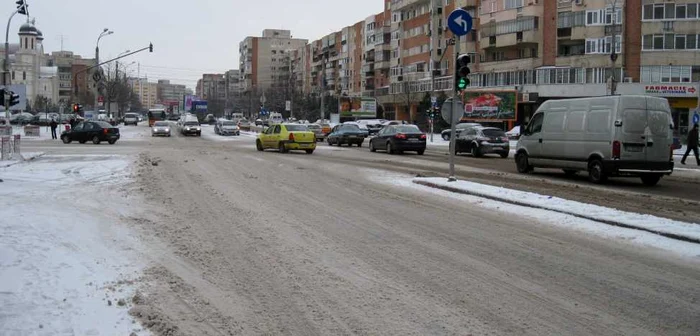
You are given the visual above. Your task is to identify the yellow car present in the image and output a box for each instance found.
[256,123,317,154]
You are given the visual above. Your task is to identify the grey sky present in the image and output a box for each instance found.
[21,0,384,90]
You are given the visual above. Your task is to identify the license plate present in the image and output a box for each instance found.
[349,135,357,138]
[409,138,419,141]
[491,147,502,150]
[300,144,311,148]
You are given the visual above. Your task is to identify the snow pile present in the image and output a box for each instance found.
[118,124,151,141]
[414,177,700,242]
[0,155,149,335]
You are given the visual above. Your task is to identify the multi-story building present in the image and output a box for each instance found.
[129,78,159,109]
[156,79,187,108]
[239,29,308,94]
[200,74,227,101]
[48,51,94,106]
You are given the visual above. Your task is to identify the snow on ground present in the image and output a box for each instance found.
[0,152,45,168]
[0,155,150,335]
[11,125,60,141]
[367,171,700,259]
[198,125,258,142]
[117,124,151,141]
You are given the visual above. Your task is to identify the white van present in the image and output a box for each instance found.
[515,95,673,186]
[269,112,284,124]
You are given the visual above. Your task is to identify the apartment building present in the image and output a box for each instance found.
[157,79,187,108]
[129,78,158,109]
[48,51,94,104]
[239,29,308,93]
[200,74,227,101]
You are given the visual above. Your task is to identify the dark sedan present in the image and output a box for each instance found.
[369,125,426,155]
[327,124,366,147]
[454,126,509,158]
[61,121,120,145]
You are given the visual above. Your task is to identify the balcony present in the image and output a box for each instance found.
[391,0,429,11]
[480,16,539,38]
[479,57,542,72]
[482,30,540,49]
[365,52,375,63]
[362,64,375,75]
[362,90,375,97]
[463,0,478,8]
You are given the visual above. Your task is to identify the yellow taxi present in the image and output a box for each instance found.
[256,123,317,154]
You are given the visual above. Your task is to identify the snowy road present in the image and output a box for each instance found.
[5,122,700,335]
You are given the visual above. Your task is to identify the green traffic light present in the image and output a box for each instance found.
[457,78,468,90]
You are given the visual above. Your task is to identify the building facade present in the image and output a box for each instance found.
[239,29,309,93]
[157,79,187,107]
[129,78,159,109]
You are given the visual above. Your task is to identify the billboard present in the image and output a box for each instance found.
[183,95,197,111]
[461,90,517,120]
[339,97,377,118]
[192,100,207,113]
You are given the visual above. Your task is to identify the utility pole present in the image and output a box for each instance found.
[430,0,439,142]
[608,0,619,95]
[320,56,326,122]
[289,52,294,119]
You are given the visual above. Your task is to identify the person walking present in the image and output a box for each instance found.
[49,118,58,139]
[681,123,699,165]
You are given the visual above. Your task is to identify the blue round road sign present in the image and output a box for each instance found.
[693,112,699,124]
[447,9,473,37]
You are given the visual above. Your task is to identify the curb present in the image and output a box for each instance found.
[413,179,700,245]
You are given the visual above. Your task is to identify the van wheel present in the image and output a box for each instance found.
[563,169,578,176]
[61,135,72,144]
[256,140,264,151]
[640,174,662,186]
[588,159,607,184]
[515,152,532,173]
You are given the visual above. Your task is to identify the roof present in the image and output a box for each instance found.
[19,23,38,36]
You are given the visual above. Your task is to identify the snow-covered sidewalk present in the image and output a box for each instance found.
[0,155,149,335]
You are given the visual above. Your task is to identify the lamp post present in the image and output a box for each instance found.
[93,29,113,115]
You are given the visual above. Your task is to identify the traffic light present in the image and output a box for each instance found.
[72,103,83,113]
[16,0,28,15]
[8,91,20,107]
[455,54,471,91]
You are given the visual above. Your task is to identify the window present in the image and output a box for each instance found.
[689,4,698,18]
[677,4,687,19]
[585,36,621,54]
[22,71,25,80]
[586,7,622,26]
[11,71,14,80]
[504,0,523,10]
[527,113,544,134]
[654,4,664,19]
[641,66,692,83]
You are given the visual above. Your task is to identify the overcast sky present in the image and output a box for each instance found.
[21,0,384,90]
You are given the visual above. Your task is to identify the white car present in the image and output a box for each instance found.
[151,121,171,137]
[124,113,139,126]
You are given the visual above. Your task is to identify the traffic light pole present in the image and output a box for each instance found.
[448,37,460,182]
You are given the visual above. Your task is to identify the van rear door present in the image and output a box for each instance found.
[620,97,650,162]
[619,97,672,163]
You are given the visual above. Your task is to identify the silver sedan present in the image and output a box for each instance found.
[151,121,171,137]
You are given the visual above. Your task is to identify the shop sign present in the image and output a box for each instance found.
[644,85,697,97]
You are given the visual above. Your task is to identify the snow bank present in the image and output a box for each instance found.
[414,177,700,243]
[368,171,700,258]
[0,155,149,335]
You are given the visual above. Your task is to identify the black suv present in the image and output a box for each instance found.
[454,126,509,158]
[441,122,481,141]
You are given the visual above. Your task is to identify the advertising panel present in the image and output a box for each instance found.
[339,97,377,118]
[183,95,197,111]
[192,100,208,113]
[461,90,517,120]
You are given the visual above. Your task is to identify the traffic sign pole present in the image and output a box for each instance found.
[448,38,460,182]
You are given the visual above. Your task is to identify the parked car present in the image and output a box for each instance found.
[214,119,240,136]
[10,112,34,125]
[255,118,264,126]
[505,125,521,140]
[369,124,426,155]
[180,115,201,136]
[204,114,217,125]
[356,119,384,135]
[515,95,674,186]
[306,124,325,141]
[454,126,510,158]
[327,124,367,147]
[441,122,481,141]
[123,113,140,126]
[256,123,316,154]
[151,121,171,137]
[61,121,120,145]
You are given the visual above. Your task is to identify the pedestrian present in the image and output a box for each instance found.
[681,123,699,165]
[49,118,58,139]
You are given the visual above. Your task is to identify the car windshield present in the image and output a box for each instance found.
[307,124,320,130]
[482,129,506,137]
[125,114,138,118]
[285,125,308,131]
[154,121,169,126]
[395,125,421,133]
[457,123,477,129]
[185,121,199,126]
[222,121,236,126]
[340,125,360,131]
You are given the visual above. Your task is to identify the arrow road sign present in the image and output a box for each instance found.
[447,9,473,37]
[693,112,699,124]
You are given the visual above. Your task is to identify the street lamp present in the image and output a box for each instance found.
[93,29,113,114]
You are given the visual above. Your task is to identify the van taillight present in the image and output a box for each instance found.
[289,133,295,141]
[612,141,621,159]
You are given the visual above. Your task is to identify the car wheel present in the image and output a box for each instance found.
[587,159,607,184]
[108,140,116,145]
[499,152,509,159]
[305,149,314,154]
[92,136,101,144]
[515,152,533,173]
[471,144,482,158]
[256,140,264,151]
[386,141,395,154]
[61,135,71,144]
[640,174,662,186]
[442,133,450,141]
[327,138,333,146]
[357,142,362,147]
[369,141,376,152]
[417,149,425,155]
[562,169,577,176]
[278,142,287,153]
